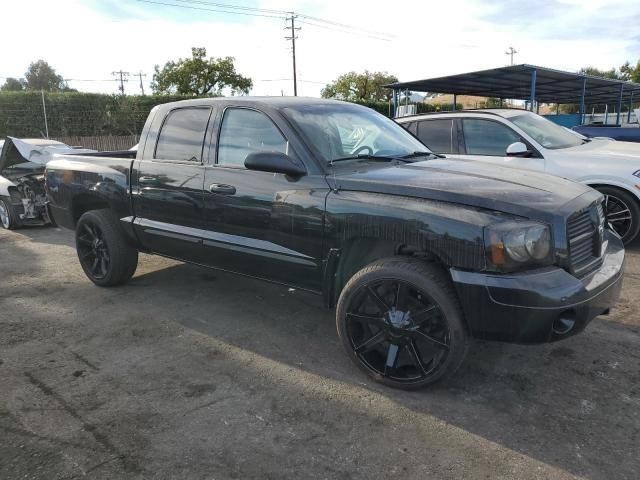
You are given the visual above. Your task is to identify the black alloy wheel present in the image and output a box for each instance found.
[337,258,468,389]
[75,209,138,286]
[77,222,111,280]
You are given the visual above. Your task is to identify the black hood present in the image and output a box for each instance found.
[329,157,600,222]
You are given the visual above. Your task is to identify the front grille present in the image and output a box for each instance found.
[567,204,604,276]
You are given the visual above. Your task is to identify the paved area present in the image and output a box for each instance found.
[1,226,638,479]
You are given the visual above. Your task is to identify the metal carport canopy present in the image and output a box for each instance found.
[387,64,640,105]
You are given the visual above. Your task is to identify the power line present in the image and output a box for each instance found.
[296,19,391,41]
[171,0,287,15]
[135,0,286,19]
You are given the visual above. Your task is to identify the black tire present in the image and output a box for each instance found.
[336,257,468,390]
[595,186,640,245]
[76,209,138,286]
[0,197,21,230]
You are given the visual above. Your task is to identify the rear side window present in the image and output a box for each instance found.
[415,119,456,154]
[462,118,521,156]
[217,108,288,167]
[155,107,212,162]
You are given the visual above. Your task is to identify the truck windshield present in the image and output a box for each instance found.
[282,104,429,164]
[508,111,584,150]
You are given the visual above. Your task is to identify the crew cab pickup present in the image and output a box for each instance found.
[45,98,625,389]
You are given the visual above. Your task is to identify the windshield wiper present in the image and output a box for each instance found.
[400,151,445,159]
[329,154,415,165]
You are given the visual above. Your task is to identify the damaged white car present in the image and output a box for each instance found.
[0,137,94,230]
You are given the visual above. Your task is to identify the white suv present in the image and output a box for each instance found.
[397,109,640,244]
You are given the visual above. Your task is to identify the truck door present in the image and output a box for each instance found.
[132,106,214,263]
[200,106,328,293]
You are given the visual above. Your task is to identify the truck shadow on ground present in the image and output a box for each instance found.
[124,259,639,479]
[7,227,640,479]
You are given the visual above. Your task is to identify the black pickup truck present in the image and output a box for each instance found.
[45,98,625,389]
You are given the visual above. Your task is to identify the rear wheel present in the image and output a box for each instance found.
[76,209,138,286]
[595,186,640,244]
[336,257,468,390]
[0,198,21,230]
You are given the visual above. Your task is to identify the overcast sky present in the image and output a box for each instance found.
[1,0,639,97]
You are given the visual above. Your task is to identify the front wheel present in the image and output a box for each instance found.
[76,209,138,286]
[336,257,468,390]
[596,186,640,244]
[0,198,21,230]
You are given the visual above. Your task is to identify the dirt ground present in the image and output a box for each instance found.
[0,226,638,480]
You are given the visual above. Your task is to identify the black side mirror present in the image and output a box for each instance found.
[244,151,306,177]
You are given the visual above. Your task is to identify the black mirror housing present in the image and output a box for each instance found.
[244,151,306,177]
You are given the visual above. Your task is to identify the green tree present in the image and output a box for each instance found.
[1,77,25,91]
[151,47,252,96]
[620,60,640,83]
[321,71,398,102]
[579,66,622,80]
[24,60,68,91]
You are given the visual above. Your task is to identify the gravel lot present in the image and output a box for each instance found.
[1,226,639,479]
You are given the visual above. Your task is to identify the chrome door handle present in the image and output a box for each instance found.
[139,176,157,183]
[209,183,236,195]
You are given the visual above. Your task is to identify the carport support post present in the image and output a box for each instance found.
[392,89,398,118]
[579,77,586,125]
[628,92,634,124]
[453,94,457,111]
[529,69,537,112]
[616,84,624,126]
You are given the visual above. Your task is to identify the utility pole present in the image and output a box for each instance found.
[111,70,130,94]
[135,71,147,95]
[505,46,518,66]
[285,14,300,96]
[41,90,49,139]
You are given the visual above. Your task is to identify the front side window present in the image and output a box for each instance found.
[217,108,289,167]
[508,111,584,149]
[155,108,212,162]
[462,119,521,156]
[416,119,456,154]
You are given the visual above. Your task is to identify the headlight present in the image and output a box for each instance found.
[484,221,553,272]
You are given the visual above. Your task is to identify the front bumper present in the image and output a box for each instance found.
[450,231,625,343]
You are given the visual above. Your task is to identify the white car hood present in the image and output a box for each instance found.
[562,138,640,161]
[6,136,95,166]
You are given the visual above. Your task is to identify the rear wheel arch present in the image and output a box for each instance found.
[70,194,110,226]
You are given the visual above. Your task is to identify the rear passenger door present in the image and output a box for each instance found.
[412,118,459,155]
[133,106,214,263]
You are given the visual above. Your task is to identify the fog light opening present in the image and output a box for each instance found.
[553,310,576,335]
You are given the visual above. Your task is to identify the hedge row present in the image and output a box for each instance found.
[0,92,462,138]
[0,92,204,138]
